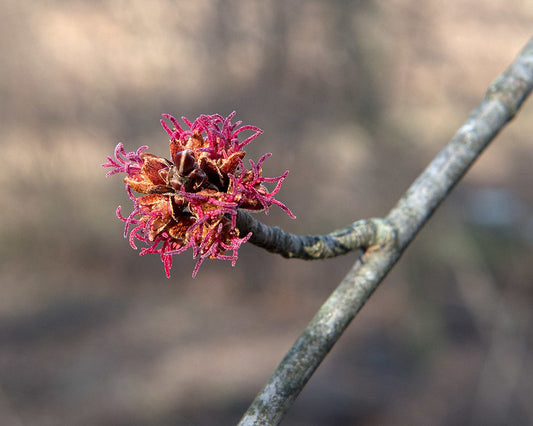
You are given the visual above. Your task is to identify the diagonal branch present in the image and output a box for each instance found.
[238,36,533,425]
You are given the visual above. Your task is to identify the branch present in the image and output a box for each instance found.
[238,36,533,425]
[236,211,394,259]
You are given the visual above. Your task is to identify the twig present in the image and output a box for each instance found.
[238,36,533,425]
[236,212,394,259]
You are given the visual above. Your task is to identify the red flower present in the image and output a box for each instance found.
[103,112,294,277]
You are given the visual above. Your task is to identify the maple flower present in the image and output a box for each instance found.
[103,112,294,277]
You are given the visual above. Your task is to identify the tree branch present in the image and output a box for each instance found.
[236,211,394,259]
[238,36,533,425]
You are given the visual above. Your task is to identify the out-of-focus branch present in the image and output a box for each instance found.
[238,36,533,425]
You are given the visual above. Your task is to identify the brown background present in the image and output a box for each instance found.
[1,1,532,425]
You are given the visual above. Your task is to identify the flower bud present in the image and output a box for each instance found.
[173,149,196,175]
[103,112,294,278]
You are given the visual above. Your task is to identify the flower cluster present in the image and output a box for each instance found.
[103,112,294,277]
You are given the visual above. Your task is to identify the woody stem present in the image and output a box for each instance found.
[236,211,396,259]
[238,36,533,426]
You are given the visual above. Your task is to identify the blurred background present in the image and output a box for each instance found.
[1,1,533,425]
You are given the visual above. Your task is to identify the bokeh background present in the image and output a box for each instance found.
[1,1,533,425]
